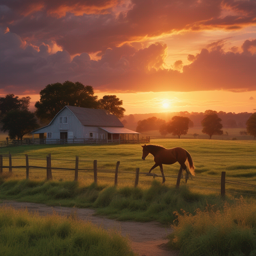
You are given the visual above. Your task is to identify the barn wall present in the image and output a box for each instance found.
[42,108,83,140]
[34,108,108,142]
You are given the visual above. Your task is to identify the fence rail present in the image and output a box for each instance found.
[0,154,256,197]
[0,136,151,147]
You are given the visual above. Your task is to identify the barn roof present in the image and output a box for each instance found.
[67,106,123,127]
[100,127,139,134]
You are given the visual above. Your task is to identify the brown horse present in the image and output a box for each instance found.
[142,145,195,183]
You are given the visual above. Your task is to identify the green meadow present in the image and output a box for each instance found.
[0,139,256,256]
[0,139,255,196]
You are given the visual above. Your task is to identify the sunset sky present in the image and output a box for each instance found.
[0,0,256,114]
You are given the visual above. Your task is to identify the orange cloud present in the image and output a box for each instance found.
[2,0,256,55]
[1,25,256,95]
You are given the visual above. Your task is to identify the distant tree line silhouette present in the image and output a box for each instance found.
[134,110,256,139]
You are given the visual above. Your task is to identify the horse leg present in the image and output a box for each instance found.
[180,162,189,183]
[159,164,166,183]
[185,167,189,183]
[149,163,159,173]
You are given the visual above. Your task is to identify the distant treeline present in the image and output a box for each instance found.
[121,111,253,130]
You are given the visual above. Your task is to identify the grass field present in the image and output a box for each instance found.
[139,127,253,140]
[0,138,255,197]
[0,139,256,256]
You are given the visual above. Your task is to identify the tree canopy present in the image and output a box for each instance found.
[0,94,30,117]
[1,110,39,140]
[35,81,126,121]
[165,116,191,138]
[35,81,99,121]
[201,111,223,139]
[98,95,125,118]
[246,113,256,138]
[136,117,166,132]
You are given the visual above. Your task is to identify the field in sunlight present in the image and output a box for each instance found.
[0,139,255,197]
[141,127,253,140]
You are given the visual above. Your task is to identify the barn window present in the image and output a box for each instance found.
[48,132,52,139]
[89,133,93,138]
[60,117,67,123]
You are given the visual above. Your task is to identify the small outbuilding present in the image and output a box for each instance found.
[32,106,149,144]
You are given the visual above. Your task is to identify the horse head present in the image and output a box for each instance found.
[142,145,149,160]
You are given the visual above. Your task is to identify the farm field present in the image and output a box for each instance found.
[141,127,252,140]
[0,138,255,197]
[0,138,256,256]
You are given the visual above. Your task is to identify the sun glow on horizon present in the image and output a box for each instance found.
[162,99,171,109]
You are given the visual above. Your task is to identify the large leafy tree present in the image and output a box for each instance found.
[166,116,191,138]
[246,113,256,138]
[35,81,99,121]
[136,117,166,132]
[98,95,125,118]
[201,110,223,139]
[159,122,168,137]
[1,110,39,140]
[0,94,30,117]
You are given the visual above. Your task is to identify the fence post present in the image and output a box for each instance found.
[25,154,29,179]
[176,167,183,188]
[93,160,97,184]
[135,168,140,187]
[114,161,120,186]
[9,153,12,173]
[221,171,226,198]
[0,155,2,174]
[47,154,52,180]
[74,156,79,181]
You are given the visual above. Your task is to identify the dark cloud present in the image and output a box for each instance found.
[1,0,255,55]
[0,28,256,94]
[0,0,119,16]
[1,0,256,94]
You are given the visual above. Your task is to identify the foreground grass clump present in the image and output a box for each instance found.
[0,207,134,256]
[168,198,256,256]
[0,179,232,224]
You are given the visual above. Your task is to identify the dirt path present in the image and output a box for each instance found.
[1,201,179,256]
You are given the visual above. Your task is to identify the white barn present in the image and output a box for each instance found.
[32,106,148,144]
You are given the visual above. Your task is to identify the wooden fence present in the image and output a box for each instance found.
[0,136,151,147]
[0,154,142,188]
[1,154,256,197]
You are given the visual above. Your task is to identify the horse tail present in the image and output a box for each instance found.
[186,151,195,176]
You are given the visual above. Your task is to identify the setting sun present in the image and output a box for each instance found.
[162,100,171,109]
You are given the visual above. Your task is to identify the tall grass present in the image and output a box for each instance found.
[168,198,256,256]
[0,179,235,224]
[0,206,134,256]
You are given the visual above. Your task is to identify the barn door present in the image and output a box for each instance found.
[60,132,67,143]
